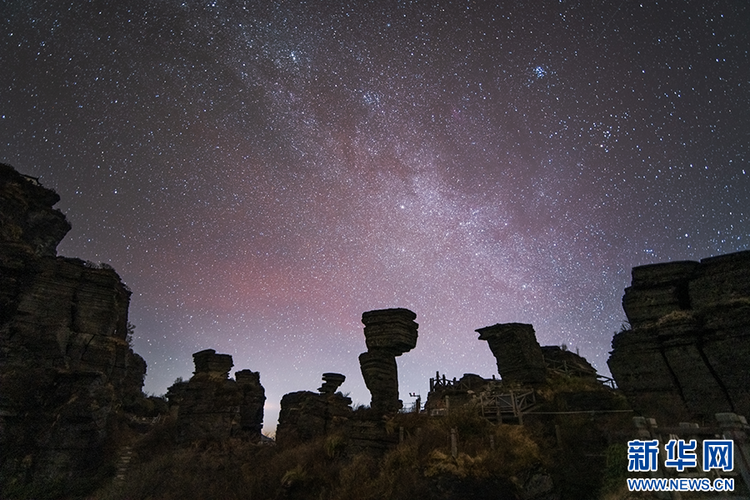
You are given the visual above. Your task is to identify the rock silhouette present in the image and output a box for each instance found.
[276,373,352,445]
[608,250,750,422]
[476,322,547,385]
[167,349,265,442]
[318,372,347,395]
[359,307,418,413]
[0,164,147,487]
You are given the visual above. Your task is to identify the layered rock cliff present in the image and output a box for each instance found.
[0,164,147,492]
[608,250,750,422]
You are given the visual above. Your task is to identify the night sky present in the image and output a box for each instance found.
[2,1,748,433]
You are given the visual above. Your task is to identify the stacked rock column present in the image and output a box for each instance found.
[236,369,266,438]
[359,308,418,413]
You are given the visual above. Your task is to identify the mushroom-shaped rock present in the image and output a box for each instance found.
[318,372,346,395]
[361,308,418,355]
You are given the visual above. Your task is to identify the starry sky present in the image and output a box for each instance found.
[2,1,748,432]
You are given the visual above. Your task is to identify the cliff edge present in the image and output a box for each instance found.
[0,163,147,494]
[608,250,750,422]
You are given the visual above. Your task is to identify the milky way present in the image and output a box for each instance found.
[2,1,748,431]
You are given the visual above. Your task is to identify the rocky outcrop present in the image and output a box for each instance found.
[166,349,265,442]
[476,323,547,385]
[276,373,352,445]
[359,308,418,413]
[359,350,401,412]
[236,369,266,436]
[0,164,147,491]
[608,250,750,422]
[0,163,70,261]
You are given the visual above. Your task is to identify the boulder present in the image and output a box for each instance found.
[361,307,418,355]
[319,372,346,395]
[193,349,234,379]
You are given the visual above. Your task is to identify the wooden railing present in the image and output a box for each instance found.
[478,389,536,424]
[544,357,617,389]
[429,372,490,393]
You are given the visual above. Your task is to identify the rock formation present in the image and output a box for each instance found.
[0,163,147,489]
[192,348,233,377]
[608,250,750,422]
[359,351,401,411]
[236,369,266,435]
[421,324,625,420]
[166,349,265,442]
[276,373,352,445]
[476,323,547,384]
[318,372,347,395]
[358,308,418,413]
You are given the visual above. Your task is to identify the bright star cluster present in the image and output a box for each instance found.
[2,1,748,431]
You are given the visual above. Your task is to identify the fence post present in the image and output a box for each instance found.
[451,428,458,458]
[633,416,653,440]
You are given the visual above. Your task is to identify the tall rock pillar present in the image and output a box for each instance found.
[358,308,418,413]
